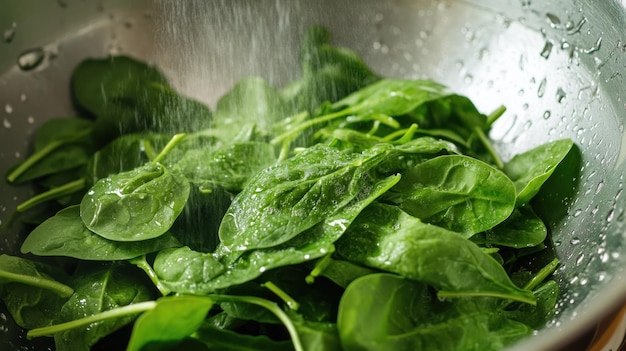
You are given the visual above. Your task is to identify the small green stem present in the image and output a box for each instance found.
[524,258,559,291]
[7,129,92,183]
[129,256,171,296]
[306,250,335,284]
[437,290,536,306]
[0,271,74,298]
[210,295,303,351]
[7,142,63,183]
[17,178,86,212]
[262,281,300,311]
[154,133,187,163]
[473,127,504,169]
[27,301,156,338]
[271,109,350,145]
[486,105,507,127]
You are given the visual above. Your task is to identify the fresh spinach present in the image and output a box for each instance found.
[384,154,517,235]
[52,265,154,351]
[0,26,575,351]
[503,139,574,205]
[337,273,532,351]
[127,295,214,351]
[335,203,536,304]
[80,161,190,241]
[21,206,181,260]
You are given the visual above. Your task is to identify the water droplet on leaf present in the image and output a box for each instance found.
[17,48,45,71]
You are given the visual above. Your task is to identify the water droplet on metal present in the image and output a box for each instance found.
[3,23,16,43]
[546,13,561,28]
[20,93,27,102]
[566,17,587,35]
[540,40,554,59]
[543,110,551,119]
[464,74,473,84]
[4,104,13,114]
[570,237,581,244]
[2,118,11,129]
[27,116,35,124]
[583,37,602,54]
[556,88,567,103]
[537,77,547,97]
[17,48,45,71]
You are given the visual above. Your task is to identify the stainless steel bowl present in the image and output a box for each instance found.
[2,0,626,350]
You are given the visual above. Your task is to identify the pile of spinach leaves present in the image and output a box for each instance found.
[0,26,575,351]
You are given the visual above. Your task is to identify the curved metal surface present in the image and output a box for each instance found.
[1,0,626,350]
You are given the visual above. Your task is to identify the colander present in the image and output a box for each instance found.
[1,0,626,350]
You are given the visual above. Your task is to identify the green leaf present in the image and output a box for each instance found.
[153,246,226,292]
[472,206,547,248]
[21,206,181,260]
[156,173,399,294]
[71,55,168,119]
[0,255,73,297]
[337,273,532,351]
[335,203,536,304]
[53,266,153,351]
[192,321,294,351]
[385,154,517,235]
[214,77,289,140]
[217,144,388,257]
[503,139,574,205]
[80,162,190,241]
[0,255,73,329]
[127,295,213,351]
[176,142,276,193]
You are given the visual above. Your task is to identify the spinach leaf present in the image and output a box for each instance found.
[503,139,574,205]
[155,173,399,294]
[504,280,559,329]
[6,118,95,184]
[53,265,153,351]
[71,55,168,120]
[80,161,190,241]
[317,258,376,289]
[192,322,293,351]
[153,246,226,293]
[176,142,276,193]
[0,255,73,329]
[335,203,536,304]
[85,132,171,184]
[127,295,214,351]
[338,273,531,351]
[21,206,181,260]
[281,26,379,114]
[272,79,450,145]
[217,144,388,257]
[213,77,289,141]
[0,255,73,297]
[0,281,68,330]
[471,206,547,249]
[384,154,516,235]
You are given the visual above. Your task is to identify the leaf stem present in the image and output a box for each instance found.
[473,127,504,169]
[27,301,156,338]
[6,142,63,183]
[154,133,187,163]
[0,271,74,298]
[524,258,559,291]
[129,256,171,296]
[262,281,300,311]
[437,290,536,305]
[306,250,335,284]
[486,105,507,127]
[17,178,86,212]
[210,295,303,351]
[271,109,349,145]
